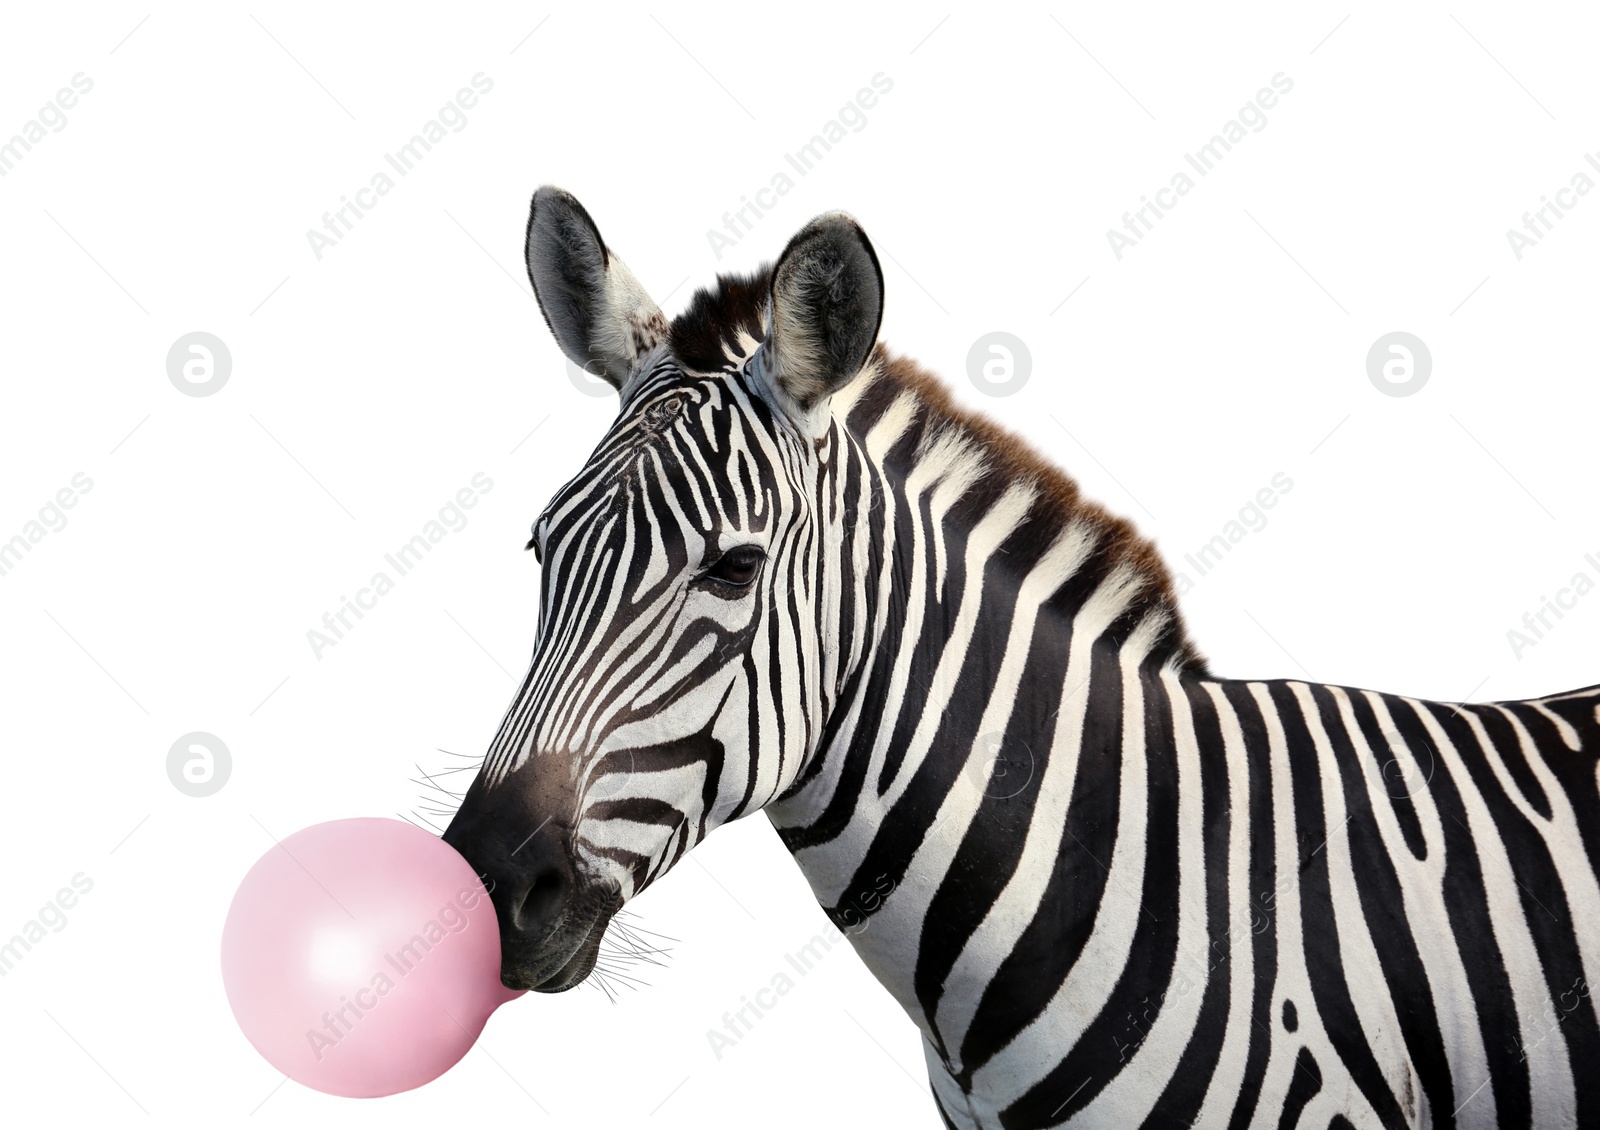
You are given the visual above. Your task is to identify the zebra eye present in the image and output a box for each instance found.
[702,545,764,589]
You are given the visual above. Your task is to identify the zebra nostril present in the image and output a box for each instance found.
[517,869,567,932]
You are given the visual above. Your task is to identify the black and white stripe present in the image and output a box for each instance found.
[445,188,1600,1127]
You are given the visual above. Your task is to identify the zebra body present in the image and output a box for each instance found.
[442,188,1600,1129]
[766,349,1600,1129]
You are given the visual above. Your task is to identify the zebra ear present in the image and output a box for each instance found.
[525,186,667,391]
[760,212,884,415]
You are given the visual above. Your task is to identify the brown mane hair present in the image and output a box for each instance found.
[669,268,1208,676]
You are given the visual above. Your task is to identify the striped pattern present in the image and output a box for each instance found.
[473,278,1599,1127]
[480,350,839,901]
[767,353,1600,1128]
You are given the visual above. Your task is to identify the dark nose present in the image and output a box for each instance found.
[489,827,575,941]
[443,796,575,949]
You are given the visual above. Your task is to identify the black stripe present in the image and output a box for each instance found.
[1390,696,1529,1127]
[912,550,1070,1048]
[1223,681,1277,1130]
[1309,684,1453,1128]
[1145,681,1234,1125]
[1278,1047,1321,1129]
[1272,682,1407,1128]
[998,662,1184,1128]
[959,642,1123,1078]
[1427,701,1599,1129]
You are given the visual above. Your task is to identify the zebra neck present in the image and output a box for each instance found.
[769,356,1193,907]
[761,351,1216,1049]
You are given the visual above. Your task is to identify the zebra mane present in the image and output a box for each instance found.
[669,269,1209,676]
[668,266,775,374]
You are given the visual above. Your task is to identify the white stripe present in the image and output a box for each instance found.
[968,576,1157,1107]
[1347,688,1494,1129]
[1064,664,1211,1126]
[879,478,1036,810]
[1405,697,1574,1126]
[1486,705,1600,1007]
[1288,681,1414,1109]
[922,519,1099,1057]
[1189,682,1260,1127]
[1241,682,1379,1130]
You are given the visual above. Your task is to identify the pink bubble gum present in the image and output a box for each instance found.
[221,817,524,1098]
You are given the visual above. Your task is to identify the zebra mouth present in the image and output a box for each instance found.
[504,894,620,993]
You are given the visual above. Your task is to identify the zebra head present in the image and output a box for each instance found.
[444,187,884,991]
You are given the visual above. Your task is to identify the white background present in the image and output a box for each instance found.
[2,2,1597,1127]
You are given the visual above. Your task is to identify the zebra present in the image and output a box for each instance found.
[441,186,1600,1129]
